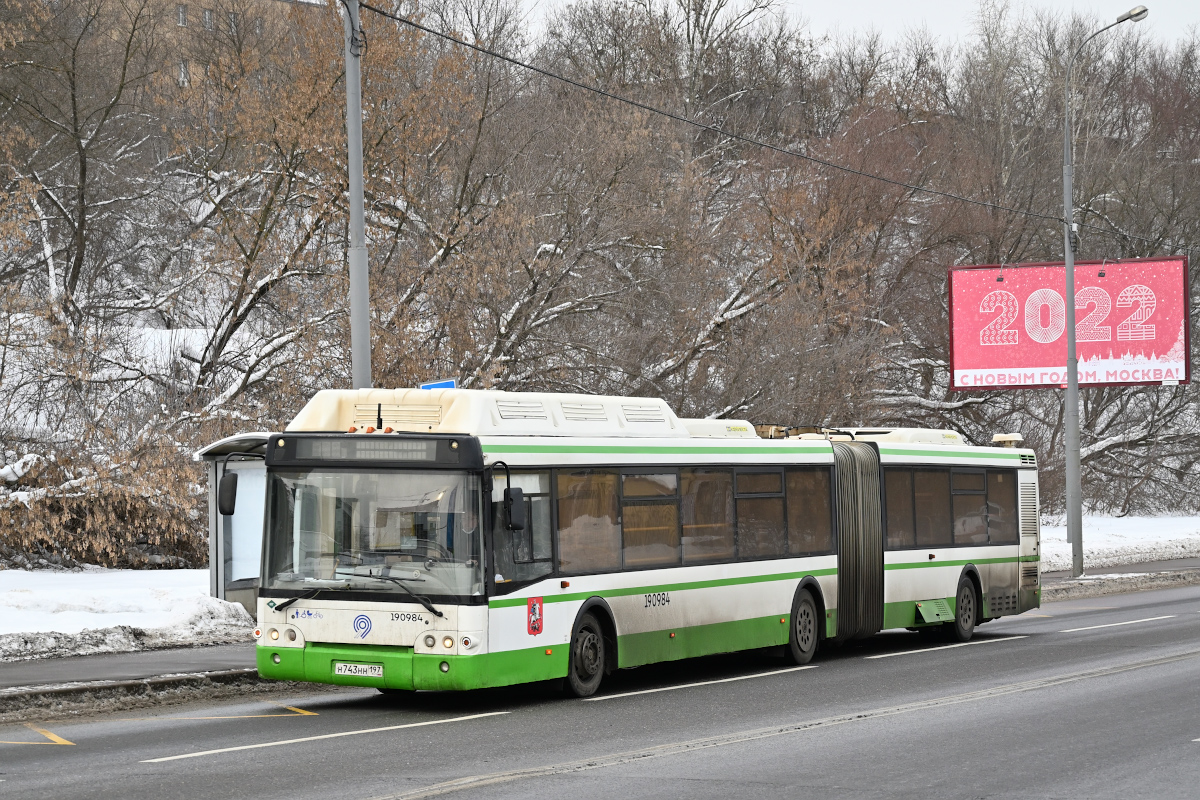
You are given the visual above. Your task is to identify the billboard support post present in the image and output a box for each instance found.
[1061,7,1148,579]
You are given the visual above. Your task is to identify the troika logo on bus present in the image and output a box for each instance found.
[527,597,543,635]
[353,614,372,639]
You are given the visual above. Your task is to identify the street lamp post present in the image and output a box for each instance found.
[343,0,373,390]
[1062,5,1148,578]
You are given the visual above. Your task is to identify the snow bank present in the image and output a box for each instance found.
[1041,516,1200,572]
[0,568,253,662]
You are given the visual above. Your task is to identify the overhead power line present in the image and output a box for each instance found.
[357,2,1174,253]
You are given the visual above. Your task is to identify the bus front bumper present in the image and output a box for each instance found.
[256,642,568,691]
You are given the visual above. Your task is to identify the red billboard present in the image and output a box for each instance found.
[949,257,1190,390]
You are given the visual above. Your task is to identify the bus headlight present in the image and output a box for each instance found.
[287,629,297,642]
[424,634,436,648]
[442,636,454,649]
[269,629,279,640]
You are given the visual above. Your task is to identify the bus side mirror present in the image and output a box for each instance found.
[503,487,525,531]
[218,472,238,516]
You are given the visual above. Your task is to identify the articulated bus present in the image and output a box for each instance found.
[218,388,1040,697]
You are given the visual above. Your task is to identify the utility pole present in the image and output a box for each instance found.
[343,0,372,389]
[1062,5,1147,578]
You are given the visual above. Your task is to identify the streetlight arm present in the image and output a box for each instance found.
[1067,19,1123,83]
[1064,14,1140,192]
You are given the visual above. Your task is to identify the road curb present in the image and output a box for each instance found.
[0,668,264,716]
[1043,569,1200,602]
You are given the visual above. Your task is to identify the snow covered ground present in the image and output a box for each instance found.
[1039,516,1200,572]
[0,568,253,662]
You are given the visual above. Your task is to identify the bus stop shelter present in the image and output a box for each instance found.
[195,433,270,618]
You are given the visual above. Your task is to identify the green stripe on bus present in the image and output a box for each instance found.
[489,568,838,608]
[879,448,1022,460]
[884,554,1035,570]
[480,444,831,455]
[618,613,791,668]
[883,598,956,629]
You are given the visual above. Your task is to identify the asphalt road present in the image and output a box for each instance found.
[3,585,1198,800]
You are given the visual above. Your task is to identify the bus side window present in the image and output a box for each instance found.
[786,467,833,554]
[557,471,621,573]
[986,470,1019,544]
[491,472,552,590]
[884,468,915,548]
[913,469,952,546]
[681,469,735,564]
[622,472,680,568]
[736,470,786,559]
[951,470,988,545]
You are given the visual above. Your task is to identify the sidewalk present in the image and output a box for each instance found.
[0,643,255,691]
[1041,556,1200,585]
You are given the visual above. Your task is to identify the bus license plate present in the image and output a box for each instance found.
[334,662,383,678]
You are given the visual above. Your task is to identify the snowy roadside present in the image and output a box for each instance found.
[3,515,1200,663]
[1039,516,1200,572]
[0,568,253,662]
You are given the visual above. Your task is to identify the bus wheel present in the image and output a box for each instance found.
[786,589,819,665]
[566,612,606,698]
[948,576,977,643]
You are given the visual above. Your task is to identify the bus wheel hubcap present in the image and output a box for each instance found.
[959,588,973,626]
[797,607,815,649]
[577,630,601,677]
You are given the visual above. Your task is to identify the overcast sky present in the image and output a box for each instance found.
[524,1,1199,44]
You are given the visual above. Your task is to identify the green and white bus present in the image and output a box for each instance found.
[233,388,1040,697]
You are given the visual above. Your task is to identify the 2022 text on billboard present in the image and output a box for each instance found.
[949,257,1190,390]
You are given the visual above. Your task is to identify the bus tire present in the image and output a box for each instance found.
[948,575,977,643]
[785,588,819,665]
[566,612,606,698]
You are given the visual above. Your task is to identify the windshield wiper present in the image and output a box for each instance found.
[351,574,444,617]
[274,588,323,612]
[271,580,351,612]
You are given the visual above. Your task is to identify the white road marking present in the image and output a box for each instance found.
[374,650,1200,800]
[584,665,818,701]
[139,712,509,763]
[865,636,1028,660]
[1060,615,1176,633]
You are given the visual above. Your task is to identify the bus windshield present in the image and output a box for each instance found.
[263,469,485,600]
